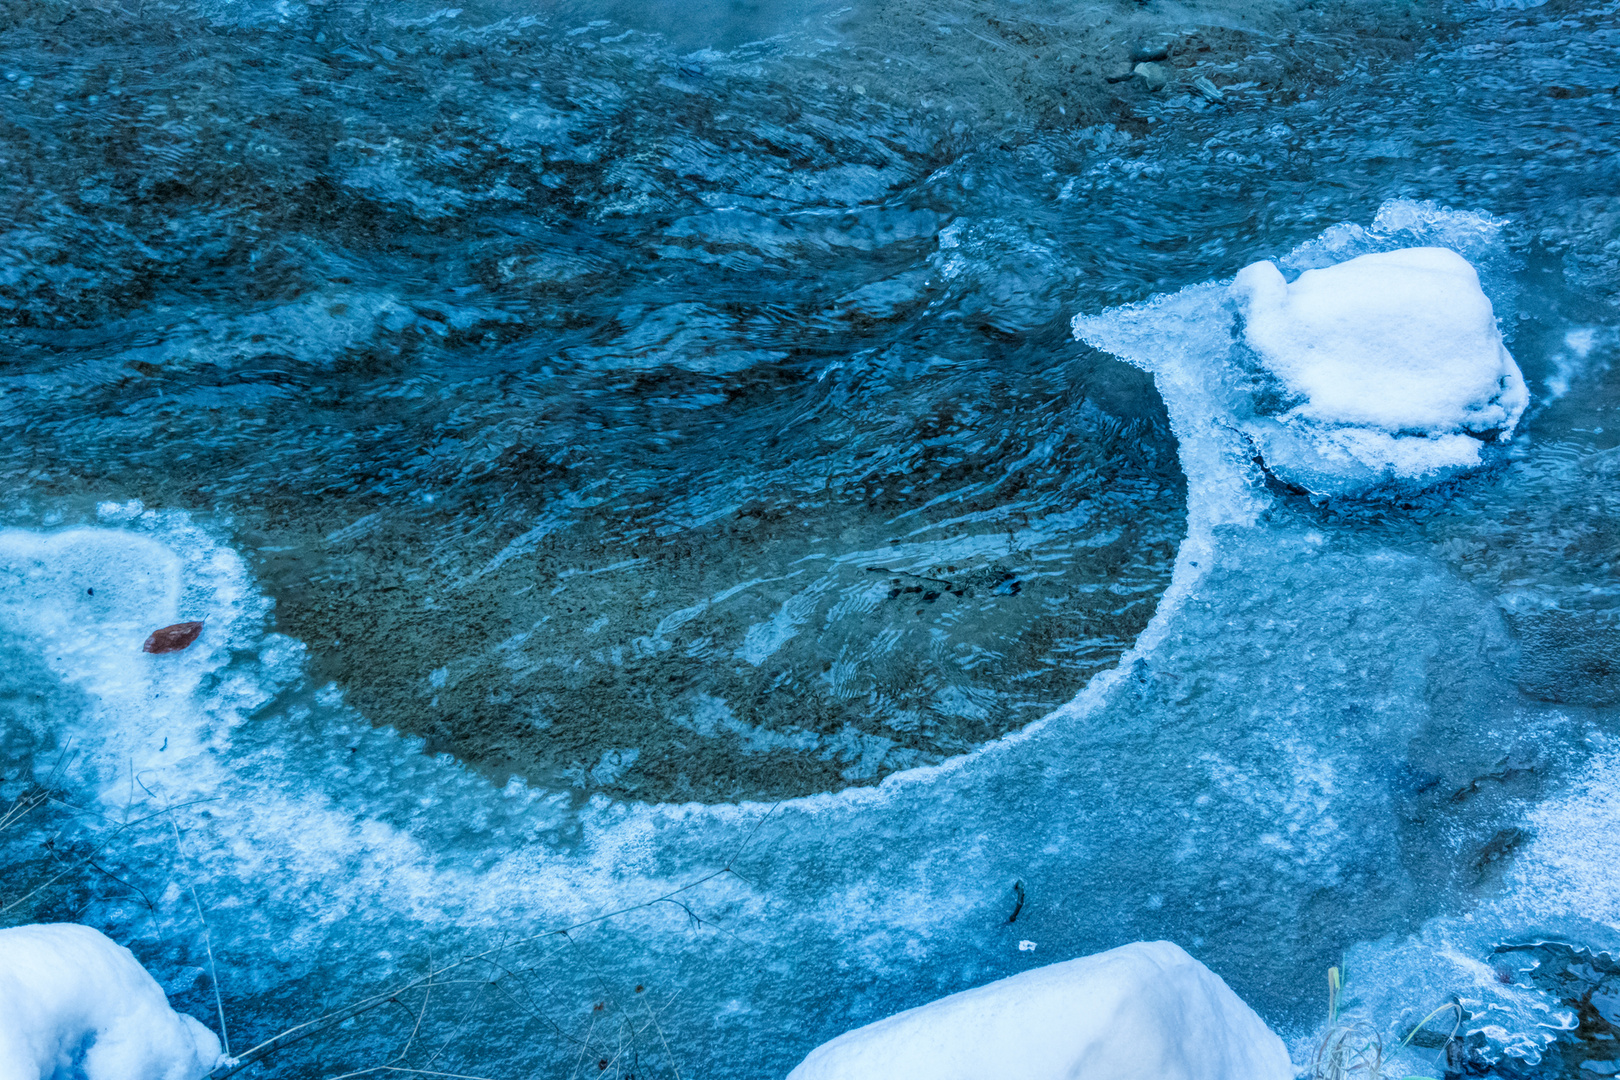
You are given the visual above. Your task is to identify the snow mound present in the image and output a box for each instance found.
[0,923,223,1080]
[1231,246,1527,495]
[785,941,1292,1080]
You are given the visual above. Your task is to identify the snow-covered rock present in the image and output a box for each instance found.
[0,923,223,1080]
[1230,246,1527,495]
[785,941,1292,1080]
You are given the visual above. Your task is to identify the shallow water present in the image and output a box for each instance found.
[2,0,1620,1076]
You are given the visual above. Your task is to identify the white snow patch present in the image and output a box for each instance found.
[785,941,1292,1080]
[1231,247,1527,493]
[0,923,223,1080]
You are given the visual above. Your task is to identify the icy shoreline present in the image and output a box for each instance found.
[0,202,1610,1077]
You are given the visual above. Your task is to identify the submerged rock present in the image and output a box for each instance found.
[1231,246,1527,496]
[1134,62,1173,91]
[0,923,223,1080]
[785,941,1292,1080]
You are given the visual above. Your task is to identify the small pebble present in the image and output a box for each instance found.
[1192,75,1224,102]
[1133,62,1171,91]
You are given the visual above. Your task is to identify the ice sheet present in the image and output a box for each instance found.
[0,200,1604,1079]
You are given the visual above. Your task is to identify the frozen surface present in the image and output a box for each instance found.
[0,521,266,802]
[786,941,1291,1080]
[1300,737,1620,1073]
[0,198,1606,1080]
[0,923,222,1080]
[1076,200,1620,1074]
[0,201,1585,1080]
[1,0,1620,1075]
[1229,247,1528,494]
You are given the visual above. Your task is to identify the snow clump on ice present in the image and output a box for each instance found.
[1231,246,1528,495]
[0,923,224,1080]
[786,940,1292,1080]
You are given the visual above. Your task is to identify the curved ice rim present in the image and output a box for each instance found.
[8,202,1501,824]
[768,445,1225,812]
[679,282,1251,818]
[664,299,1260,814]
[3,201,1545,1079]
[0,306,1238,825]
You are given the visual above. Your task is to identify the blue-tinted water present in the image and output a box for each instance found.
[1,0,1619,1076]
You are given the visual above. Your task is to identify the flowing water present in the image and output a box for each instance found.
[1,0,1618,1075]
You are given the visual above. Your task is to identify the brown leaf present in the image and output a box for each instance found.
[143,621,204,654]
